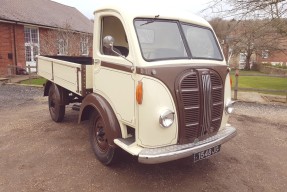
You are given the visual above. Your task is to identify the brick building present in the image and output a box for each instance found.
[228,36,287,70]
[256,48,287,66]
[0,0,93,76]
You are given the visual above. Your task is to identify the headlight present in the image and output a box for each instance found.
[159,109,175,128]
[225,100,235,114]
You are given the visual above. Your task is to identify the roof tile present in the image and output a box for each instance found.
[0,0,93,33]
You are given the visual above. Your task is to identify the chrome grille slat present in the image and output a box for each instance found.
[201,74,212,136]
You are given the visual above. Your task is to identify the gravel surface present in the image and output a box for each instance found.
[0,84,43,109]
[0,84,286,192]
[234,101,287,126]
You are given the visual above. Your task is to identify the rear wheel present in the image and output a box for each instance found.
[48,84,65,122]
[89,110,117,165]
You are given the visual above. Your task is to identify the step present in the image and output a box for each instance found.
[114,137,142,156]
[0,78,9,84]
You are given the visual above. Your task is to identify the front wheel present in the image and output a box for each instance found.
[89,110,117,165]
[48,84,65,122]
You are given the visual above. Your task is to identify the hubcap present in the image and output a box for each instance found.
[94,117,108,152]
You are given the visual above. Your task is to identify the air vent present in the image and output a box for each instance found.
[177,69,224,143]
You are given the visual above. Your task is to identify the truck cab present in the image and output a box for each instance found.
[38,5,236,165]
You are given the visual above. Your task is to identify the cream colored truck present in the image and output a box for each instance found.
[37,5,236,165]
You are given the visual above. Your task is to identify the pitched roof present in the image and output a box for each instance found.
[0,0,93,33]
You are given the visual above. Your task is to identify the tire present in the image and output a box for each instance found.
[89,110,117,165]
[48,84,65,122]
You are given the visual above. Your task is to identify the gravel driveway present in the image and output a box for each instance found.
[0,84,286,192]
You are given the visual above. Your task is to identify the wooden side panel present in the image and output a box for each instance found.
[53,63,80,94]
[37,56,83,96]
[37,59,53,80]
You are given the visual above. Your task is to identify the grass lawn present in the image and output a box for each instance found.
[20,77,46,86]
[20,71,286,95]
[230,70,287,95]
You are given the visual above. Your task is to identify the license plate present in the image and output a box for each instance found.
[193,145,221,162]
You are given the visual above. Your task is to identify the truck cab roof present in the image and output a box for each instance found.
[94,4,211,29]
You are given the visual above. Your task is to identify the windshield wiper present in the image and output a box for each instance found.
[140,15,160,26]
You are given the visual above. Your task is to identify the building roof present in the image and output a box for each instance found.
[0,0,93,33]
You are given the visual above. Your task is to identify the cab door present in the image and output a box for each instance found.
[93,14,135,126]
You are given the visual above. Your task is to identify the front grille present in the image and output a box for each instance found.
[177,69,224,143]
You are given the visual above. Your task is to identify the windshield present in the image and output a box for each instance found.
[134,19,223,61]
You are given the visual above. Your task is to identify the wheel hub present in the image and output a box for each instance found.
[94,118,109,152]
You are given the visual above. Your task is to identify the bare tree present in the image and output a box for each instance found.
[206,0,287,19]
[210,18,283,70]
[40,22,92,56]
[206,0,287,34]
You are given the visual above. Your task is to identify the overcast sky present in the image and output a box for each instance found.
[51,0,211,19]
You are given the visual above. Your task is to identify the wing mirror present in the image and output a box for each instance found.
[102,35,135,72]
[103,36,115,49]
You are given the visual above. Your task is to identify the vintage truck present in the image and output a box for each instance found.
[37,5,236,165]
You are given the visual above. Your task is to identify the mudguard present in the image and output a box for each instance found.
[78,93,121,147]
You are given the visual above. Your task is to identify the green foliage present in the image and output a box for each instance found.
[20,78,46,86]
[262,63,287,69]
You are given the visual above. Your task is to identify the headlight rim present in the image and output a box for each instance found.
[159,109,175,128]
[225,100,235,114]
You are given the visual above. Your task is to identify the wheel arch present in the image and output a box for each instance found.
[79,93,122,147]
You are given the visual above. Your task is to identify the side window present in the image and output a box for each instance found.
[101,16,129,57]
[58,39,68,55]
[80,35,89,55]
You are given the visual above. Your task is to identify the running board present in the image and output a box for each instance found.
[72,104,80,111]
[114,137,142,156]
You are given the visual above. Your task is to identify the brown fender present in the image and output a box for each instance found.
[78,93,121,147]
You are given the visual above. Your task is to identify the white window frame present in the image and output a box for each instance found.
[80,36,89,55]
[239,52,246,62]
[262,50,269,59]
[58,38,68,55]
[24,27,40,62]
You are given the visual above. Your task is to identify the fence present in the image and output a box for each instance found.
[6,65,38,84]
[233,72,287,103]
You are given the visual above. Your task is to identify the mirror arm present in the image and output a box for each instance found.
[110,45,135,72]
[103,36,135,72]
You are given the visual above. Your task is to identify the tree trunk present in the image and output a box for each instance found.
[244,54,251,70]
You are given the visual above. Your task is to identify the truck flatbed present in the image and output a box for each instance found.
[37,55,93,96]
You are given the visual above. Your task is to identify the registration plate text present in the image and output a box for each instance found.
[194,145,221,162]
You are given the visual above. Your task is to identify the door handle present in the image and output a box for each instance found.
[94,59,100,65]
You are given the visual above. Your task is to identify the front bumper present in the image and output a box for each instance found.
[138,126,236,164]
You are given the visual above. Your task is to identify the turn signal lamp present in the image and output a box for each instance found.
[227,68,232,87]
[136,81,143,104]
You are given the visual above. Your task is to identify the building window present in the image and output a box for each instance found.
[262,50,269,59]
[25,46,32,62]
[58,39,68,55]
[24,27,39,62]
[24,28,31,43]
[80,36,89,55]
[239,53,246,62]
